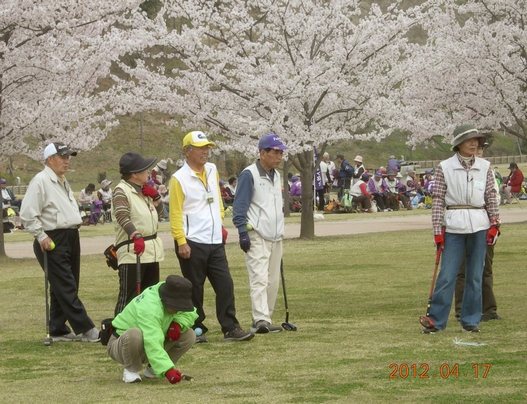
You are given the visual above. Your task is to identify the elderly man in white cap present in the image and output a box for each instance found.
[422,124,500,335]
[20,142,100,342]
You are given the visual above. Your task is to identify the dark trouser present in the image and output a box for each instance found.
[454,245,497,318]
[351,194,371,209]
[387,192,400,210]
[372,193,389,210]
[33,229,95,336]
[114,261,160,316]
[175,239,239,334]
[316,188,325,211]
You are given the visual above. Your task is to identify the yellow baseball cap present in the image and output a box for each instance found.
[182,131,216,148]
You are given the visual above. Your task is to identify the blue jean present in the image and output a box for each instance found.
[429,230,486,329]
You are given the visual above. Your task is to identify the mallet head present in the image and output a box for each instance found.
[43,338,53,346]
[282,322,297,331]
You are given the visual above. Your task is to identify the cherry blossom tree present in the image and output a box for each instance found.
[0,0,159,161]
[114,0,433,237]
[394,0,527,146]
[0,0,160,255]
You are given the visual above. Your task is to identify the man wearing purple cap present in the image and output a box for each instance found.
[20,142,100,342]
[233,133,288,334]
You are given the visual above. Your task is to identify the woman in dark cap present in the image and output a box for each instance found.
[112,152,165,315]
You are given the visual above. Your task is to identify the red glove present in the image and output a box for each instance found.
[165,368,182,384]
[167,321,181,341]
[142,185,161,202]
[433,234,444,249]
[222,226,228,245]
[133,236,145,255]
[486,225,500,245]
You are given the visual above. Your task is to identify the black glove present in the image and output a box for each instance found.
[239,231,251,253]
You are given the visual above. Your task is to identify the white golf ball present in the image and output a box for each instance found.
[195,327,203,336]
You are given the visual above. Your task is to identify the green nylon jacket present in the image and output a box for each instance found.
[112,282,198,378]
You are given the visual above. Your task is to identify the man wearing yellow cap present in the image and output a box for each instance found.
[169,131,254,343]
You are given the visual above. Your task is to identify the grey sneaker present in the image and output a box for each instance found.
[50,332,81,342]
[462,326,480,333]
[251,320,282,334]
[123,369,141,383]
[143,365,156,379]
[194,334,208,344]
[223,327,255,342]
[81,327,101,342]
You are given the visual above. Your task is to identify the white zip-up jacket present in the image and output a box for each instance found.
[241,163,284,242]
[173,162,223,244]
[441,155,491,234]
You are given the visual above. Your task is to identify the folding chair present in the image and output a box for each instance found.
[511,192,523,207]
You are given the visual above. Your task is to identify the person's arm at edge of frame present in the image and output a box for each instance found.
[215,170,225,221]
[169,177,187,246]
[232,169,254,234]
[431,165,446,235]
[484,165,499,222]
[20,175,46,243]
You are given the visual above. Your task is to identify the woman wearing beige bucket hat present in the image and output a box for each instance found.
[352,155,365,184]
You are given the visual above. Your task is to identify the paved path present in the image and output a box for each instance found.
[5,209,525,259]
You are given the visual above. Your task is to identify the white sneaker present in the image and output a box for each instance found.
[81,327,100,342]
[143,365,156,379]
[50,333,81,342]
[123,369,142,383]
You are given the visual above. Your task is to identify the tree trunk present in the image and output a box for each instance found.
[298,150,315,238]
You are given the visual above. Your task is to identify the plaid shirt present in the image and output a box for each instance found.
[431,154,499,235]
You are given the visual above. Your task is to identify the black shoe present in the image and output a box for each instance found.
[481,313,502,322]
[462,326,480,333]
[422,327,440,334]
[223,327,254,342]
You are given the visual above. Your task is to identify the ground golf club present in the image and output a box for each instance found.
[43,250,52,346]
[280,260,297,331]
[419,245,443,329]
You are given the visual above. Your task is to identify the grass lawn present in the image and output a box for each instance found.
[1,222,526,403]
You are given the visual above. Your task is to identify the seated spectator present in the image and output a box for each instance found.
[385,170,401,211]
[78,183,96,212]
[499,162,524,204]
[367,170,390,212]
[396,172,410,210]
[349,173,374,213]
[158,184,169,220]
[98,179,113,211]
[151,159,168,186]
[422,170,435,195]
[405,168,423,207]
[0,178,22,212]
[289,174,302,211]
[220,180,233,206]
[226,177,237,198]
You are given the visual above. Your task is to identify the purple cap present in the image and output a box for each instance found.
[219,180,227,186]
[258,134,288,151]
[374,170,383,177]
[0,178,6,184]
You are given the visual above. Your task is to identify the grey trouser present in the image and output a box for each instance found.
[107,328,195,374]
